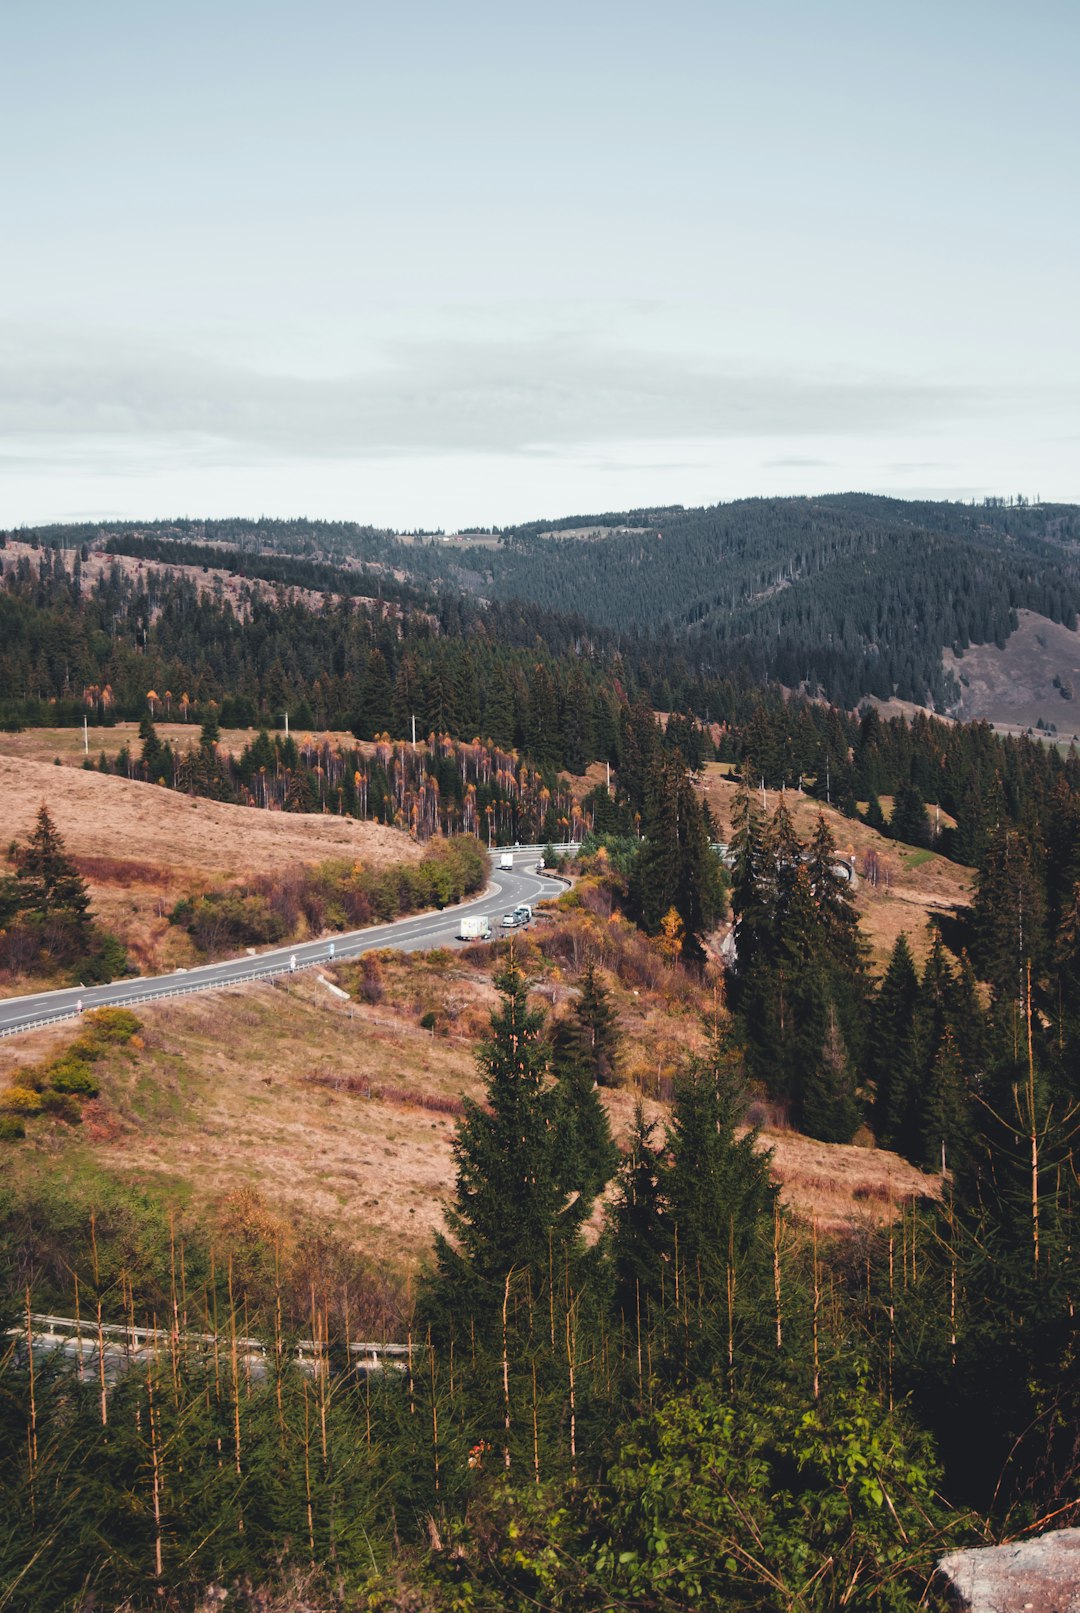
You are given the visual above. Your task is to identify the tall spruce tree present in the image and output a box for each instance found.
[637,752,724,961]
[801,1003,860,1144]
[871,934,920,1146]
[425,962,581,1334]
[608,1100,670,1322]
[728,781,768,990]
[14,805,91,927]
[890,780,932,848]
[571,962,621,1087]
[664,1025,777,1345]
[971,821,1048,1007]
[550,1016,619,1204]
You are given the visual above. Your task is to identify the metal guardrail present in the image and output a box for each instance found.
[8,1314,409,1377]
[0,950,331,1039]
[0,846,573,1039]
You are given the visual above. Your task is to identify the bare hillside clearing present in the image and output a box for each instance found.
[0,754,419,882]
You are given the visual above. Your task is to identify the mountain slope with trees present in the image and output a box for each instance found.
[7,493,1080,711]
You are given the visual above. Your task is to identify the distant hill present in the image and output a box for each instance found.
[467,494,1080,710]
[7,494,1080,712]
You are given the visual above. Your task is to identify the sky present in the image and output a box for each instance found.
[1,0,1077,530]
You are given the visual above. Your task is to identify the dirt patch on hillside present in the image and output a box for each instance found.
[944,609,1080,740]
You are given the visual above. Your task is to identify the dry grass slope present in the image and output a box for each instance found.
[0,752,419,880]
[0,952,940,1268]
[0,752,421,980]
[943,607,1080,741]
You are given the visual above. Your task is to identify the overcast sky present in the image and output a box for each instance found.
[2,0,1077,529]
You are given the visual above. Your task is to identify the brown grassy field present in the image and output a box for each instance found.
[0,753,418,879]
[0,944,941,1272]
[697,766,974,971]
[0,722,361,769]
[0,753,421,979]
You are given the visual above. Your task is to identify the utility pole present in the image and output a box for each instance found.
[284,710,289,739]
[83,715,88,756]
[411,713,417,747]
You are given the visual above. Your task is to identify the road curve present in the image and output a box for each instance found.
[0,845,572,1039]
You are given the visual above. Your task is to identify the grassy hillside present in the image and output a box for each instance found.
[943,606,1080,740]
[0,750,422,982]
[0,944,938,1277]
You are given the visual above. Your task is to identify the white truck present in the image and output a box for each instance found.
[458,914,492,942]
[499,851,514,870]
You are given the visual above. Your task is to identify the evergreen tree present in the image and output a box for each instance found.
[138,713,163,773]
[637,753,724,961]
[571,963,621,1087]
[425,963,579,1334]
[806,812,864,974]
[525,662,561,768]
[14,805,91,926]
[728,781,768,988]
[353,649,394,740]
[618,695,660,819]
[863,791,886,830]
[801,1003,860,1144]
[550,1018,619,1205]
[890,780,932,847]
[664,1026,777,1334]
[199,705,221,749]
[871,935,920,1146]
[971,821,1048,1006]
[608,1100,670,1321]
[916,1027,968,1173]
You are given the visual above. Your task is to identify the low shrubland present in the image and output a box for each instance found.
[170,834,487,955]
[0,1006,141,1139]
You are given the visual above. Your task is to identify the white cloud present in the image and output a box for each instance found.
[0,324,1041,468]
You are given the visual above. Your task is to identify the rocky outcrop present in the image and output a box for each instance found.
[937,1528,1080,1611]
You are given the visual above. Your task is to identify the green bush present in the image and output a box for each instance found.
[595,1371,954,1612]
[46,1057,99,1097]
[170,890,288,951]
[82,1006,141,1044]
[0,1115,25,1141]
[76,929,131,984]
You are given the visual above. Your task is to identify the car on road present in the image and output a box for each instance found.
[513,903,533,924]
[501,912,520,928]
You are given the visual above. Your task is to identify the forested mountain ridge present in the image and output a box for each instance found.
[479,494,1080,708]
[8,493,1080,710]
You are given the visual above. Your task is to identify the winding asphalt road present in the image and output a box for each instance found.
[0,845,572,1039]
